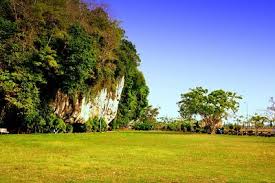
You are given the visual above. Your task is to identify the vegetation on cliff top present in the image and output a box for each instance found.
[0,0,149,133]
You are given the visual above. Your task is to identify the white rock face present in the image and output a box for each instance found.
[52,77,124,124]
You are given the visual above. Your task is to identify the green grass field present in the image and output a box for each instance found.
[0,132,274,183]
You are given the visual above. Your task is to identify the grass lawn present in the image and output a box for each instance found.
[0,131,274,183]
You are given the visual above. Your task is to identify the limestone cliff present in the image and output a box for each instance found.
[52,77,124,124]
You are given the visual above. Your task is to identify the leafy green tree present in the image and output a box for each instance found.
[140,105,159,124]
[112,40,149,128]
[132,106,159,131]
[59,25,96,94]
[178,87,242,134]
[249,114,269,130]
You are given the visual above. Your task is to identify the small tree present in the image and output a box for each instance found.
[86,117,107,132]
[267,97,275,127]
[249,114,269,136]
[178,87,242,134]
[133,105,159,130]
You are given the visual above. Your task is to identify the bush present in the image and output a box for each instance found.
[161,120,195,132]
[109,120,119,130]
[86,117,107,132]
[132,121,153,131]
[182,120,194,132]
[54,118,66,133]
[71,117,107,133]
[166,122,181,131]
[44,113,66,133]
[66,124,73,133]
[154,122,166,130]
[234,124,241,132]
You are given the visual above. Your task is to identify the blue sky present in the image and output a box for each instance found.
[91,0,275,118]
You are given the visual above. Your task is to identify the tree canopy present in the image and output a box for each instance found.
[249,114,269,129]
[178,87,242,134]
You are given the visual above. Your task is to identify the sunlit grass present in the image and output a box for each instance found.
[0,131,274,182]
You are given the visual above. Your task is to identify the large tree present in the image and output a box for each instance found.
[111,40,149,128]
[178,87,242,134]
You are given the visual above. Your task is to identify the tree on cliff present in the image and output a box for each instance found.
[0,0,149,133]
[178,87,242,134]
[112,40,150,128]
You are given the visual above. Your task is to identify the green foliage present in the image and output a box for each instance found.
[44,113,66,133]
[128,106,159,131]
[60,25,96,94]
[166,121,182,131]
[234,124,242,132]
[114,40,150,128]
[228,124,234,130]
[86,117,107,132]
[0,17,17,40]
[0,0,149,133]
[0,70,44,133]
[140,106,159,124]
[66,124,74,133]
[71,117,108,133]
[249,114,269,129]
[178,87,242,134]
[132,121,153,131]
[154,119,198,132]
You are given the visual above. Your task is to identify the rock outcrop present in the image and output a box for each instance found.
[52,77,124,124]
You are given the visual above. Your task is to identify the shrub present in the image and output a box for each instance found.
[109,120,119,130]
[86,117,107,132]
[53,118,66,133]
[132,121,153,131]
[66,124,73,133]
[182,120,193,132]
[228,124,234,130]
[234,124,242,132]
[44,113,66,133]
[166,122,181,131]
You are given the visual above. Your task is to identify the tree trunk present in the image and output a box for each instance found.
[211,126,216,135]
